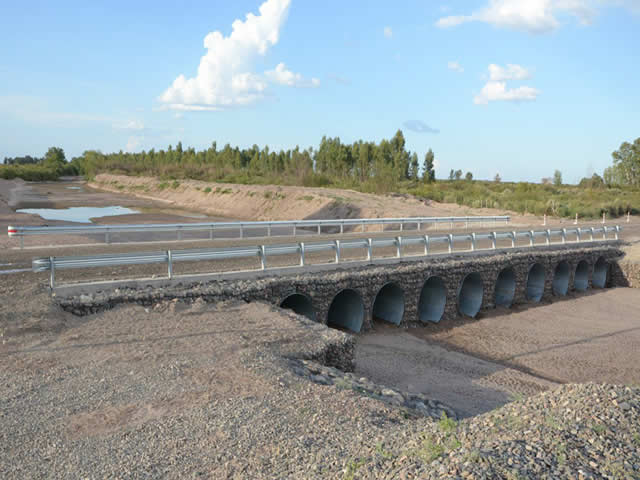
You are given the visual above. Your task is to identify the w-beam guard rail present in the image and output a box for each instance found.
[32,225,619,289]
[8,215,510,248]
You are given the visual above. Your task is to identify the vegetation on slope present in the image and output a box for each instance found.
[3,134,639,219]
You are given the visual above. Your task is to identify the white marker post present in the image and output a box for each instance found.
[574,213,578,225]
[602,212,606,224]
[628,211,631,223]
[543,214,547,226]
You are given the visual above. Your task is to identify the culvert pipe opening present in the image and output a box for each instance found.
[593,257,609,288]
[574,260,589,291]
[458,272,483,318]
[495,267,516,308]
[526,263,545,303]
[418,276,446,323]
[327,289,365,333]
[280,293,316,321]
[552,261,570,296]
[372,282,405,325]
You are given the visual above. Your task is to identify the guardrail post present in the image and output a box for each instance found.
[395,236,402,258]
[334,240,340,263]
[529,231,534,247]
[299,242,305,266]
[546,229,551,245]
[340,222,344,234]
[424,235,429,255]
[511,231,516,248]
[177,226,182,241]
[602,227,607,240]
[209,226,214,240]
[448,234,453,253]
[267,224,271,237]
[561,228,567,244]
[259,245,266,270]
[293,224,297,237]
[240,225,244,239]
[400,222,404,232]
[367,238,373,261]
[105,228,110,245]
[491,232,497,249]
[589,227,594,241]
[49,256,55,289]
[615,225,620,240]
[318,224,321,235]
[471,233,476,251]
[417,221,421,231]
[576,228,581,242]
[167,250,173,279]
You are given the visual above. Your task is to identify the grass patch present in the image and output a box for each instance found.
[171,180,180,189]
[157,182,169,190]
[343,458,366,480]
[203,187,212,193]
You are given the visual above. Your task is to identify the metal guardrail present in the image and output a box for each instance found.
[32,225,620,289]
[8,215,510,248]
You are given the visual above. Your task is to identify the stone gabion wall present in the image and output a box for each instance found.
[59,243,625,331]
[614,261,640,289]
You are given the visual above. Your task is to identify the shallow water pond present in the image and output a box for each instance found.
[17,206,139,223]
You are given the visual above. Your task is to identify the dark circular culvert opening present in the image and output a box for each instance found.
[372,282,405,325]
[458,272,483,318]
[494,267,516,308]
[552,261,570,296]
[526,263,545,302]
[593,256,609,288]
[574,260,589,291]
[418,276,446,323]
[280,293,316,321]
[327,289,365,333]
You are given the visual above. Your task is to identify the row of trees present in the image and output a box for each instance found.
[72,130,438,192]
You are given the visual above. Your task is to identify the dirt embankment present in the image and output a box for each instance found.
[90,173,516,222]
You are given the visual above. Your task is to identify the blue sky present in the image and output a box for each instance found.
[1,0,638,183]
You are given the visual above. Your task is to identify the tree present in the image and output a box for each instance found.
[553,170,562,186]
[424,149,435,182]
[43,147,66,168]
[611,137,640,186]
[465,171,473,181]
[494,173,501,183]
[408,152,419,180]
[454,169,463,180]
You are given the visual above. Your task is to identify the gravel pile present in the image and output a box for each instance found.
[350,383,640,479]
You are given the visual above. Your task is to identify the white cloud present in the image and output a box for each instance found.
[265,63,320,87]
[436,0,599,33]
[488,63,531,81]
[383,26,393,38]
[447,61,464,73]
[474,63,540,104]
[159,0,316,111]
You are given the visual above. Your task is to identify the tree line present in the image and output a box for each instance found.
[71,130,437,192]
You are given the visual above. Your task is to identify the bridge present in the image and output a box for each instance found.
[56,240,624,334]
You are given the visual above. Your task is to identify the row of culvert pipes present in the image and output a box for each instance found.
[279,256,611,333]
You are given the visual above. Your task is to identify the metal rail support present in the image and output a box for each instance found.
[299,243,305,266]
[395,236,402,258]
[167,250,173,279]
[367,238,373,261]
[259,245,266,270]
[491,232,497,249]
[424,235,430,255]
[529,231,535,247]
[334,240,340,263]
[49,256,55,289]
[448,234,453,253]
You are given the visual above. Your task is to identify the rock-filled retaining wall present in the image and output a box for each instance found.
[615,261,640,289]
[59,243,624,332]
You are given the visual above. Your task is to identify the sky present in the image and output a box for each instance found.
[1,0,638,183]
